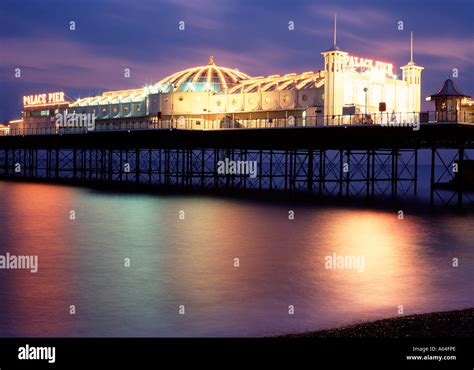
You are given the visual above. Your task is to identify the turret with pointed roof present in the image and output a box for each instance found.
[428,78,472,122]
[429,78,470,99]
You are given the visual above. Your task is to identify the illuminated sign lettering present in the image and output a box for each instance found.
[23,92,66,106]
[343,55,394,77]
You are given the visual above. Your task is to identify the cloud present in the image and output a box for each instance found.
[312,5,393,28]
[1,37,162,91]
[163,0,239,30]
[1,31,319,95]
[338,30,474,67]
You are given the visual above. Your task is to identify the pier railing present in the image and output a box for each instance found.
[1,111,473,137]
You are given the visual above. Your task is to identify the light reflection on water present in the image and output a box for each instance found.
[0,181,472,337]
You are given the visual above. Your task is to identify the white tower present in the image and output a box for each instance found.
[400,32,424,113]
[321,14,348,123]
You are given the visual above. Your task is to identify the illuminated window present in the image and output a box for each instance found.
[265,97,271,103]
[283,96,289,103]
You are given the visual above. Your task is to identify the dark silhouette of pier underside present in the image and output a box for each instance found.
[0,123,473,208]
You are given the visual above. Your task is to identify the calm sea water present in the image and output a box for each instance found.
[0,180,473,337]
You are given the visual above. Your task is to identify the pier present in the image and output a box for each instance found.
[0,113,473,208]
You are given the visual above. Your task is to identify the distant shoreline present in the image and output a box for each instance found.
[283,308,474,338]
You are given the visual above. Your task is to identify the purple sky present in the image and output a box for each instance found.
[1,0,473,120]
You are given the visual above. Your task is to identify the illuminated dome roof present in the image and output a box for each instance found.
[154,56,251,93]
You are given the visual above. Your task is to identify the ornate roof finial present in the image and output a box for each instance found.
[208,56,215,65]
